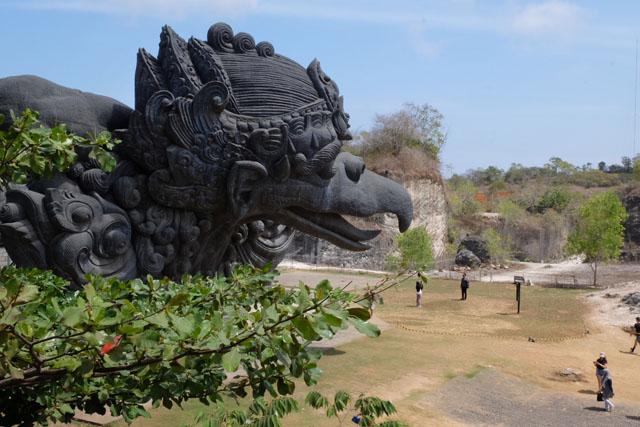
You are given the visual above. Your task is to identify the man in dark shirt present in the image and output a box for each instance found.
[460,272,469,301]
[415,280,424,308]
[631,317,640,353]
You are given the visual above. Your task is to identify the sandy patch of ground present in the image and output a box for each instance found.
[279,260,387,275]
[278,268,386,291]
[585,281,640,327]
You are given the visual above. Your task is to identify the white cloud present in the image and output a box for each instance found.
[14,0,258,18]
[8,0,634,53]
[512,1,586,39]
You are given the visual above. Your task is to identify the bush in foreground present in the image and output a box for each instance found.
[0,265,406,426]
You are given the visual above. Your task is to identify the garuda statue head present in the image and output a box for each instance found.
[0,23,413,285]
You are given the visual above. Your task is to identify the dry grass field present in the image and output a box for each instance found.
[81,273,640,426]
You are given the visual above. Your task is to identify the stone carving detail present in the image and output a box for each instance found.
[0,22,414,286]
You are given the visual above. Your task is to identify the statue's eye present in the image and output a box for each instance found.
[289,117,305,135]
[178,154,191,166]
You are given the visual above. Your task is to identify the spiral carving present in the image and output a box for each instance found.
[80,168,110,194]
[233,32,255,53]
[0,202,24,222]
[145,90,174,135]
[113,176,141,209]
[207,22,234,52]
[256,41,274,57]
[96,221,131,258]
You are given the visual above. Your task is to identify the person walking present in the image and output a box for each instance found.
[630,316,640,352]
[593,352,607,391]
[415,280,424,308]
[600,368,615,412]
[460,272,469,301]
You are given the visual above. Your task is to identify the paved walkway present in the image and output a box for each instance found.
[424,369,640,426]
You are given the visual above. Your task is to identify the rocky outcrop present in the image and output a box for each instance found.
[285,177,447,269]
[454,249,480,267]
[457,235,490,263]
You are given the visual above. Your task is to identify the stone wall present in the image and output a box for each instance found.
[285,177,448,269]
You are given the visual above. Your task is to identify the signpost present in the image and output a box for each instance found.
[513,275,524,314]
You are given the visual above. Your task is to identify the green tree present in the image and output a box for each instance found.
[481,228,512,263]
[468,166,503,186]
[566,191,628,285]
[447,175,480,218]
[386,227,435,272]
[535,187,572,213]
[544,157,576,176]
[405,102,447,157]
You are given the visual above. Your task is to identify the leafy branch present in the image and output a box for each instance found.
[0,266,410,425]
[0,109,117,188]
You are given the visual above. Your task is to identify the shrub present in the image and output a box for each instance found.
[481,228,512,263]
[386,227,435,271]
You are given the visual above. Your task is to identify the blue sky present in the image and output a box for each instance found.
[1,0,639,175]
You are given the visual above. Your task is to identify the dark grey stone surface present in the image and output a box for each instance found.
[0,22,413,286]
[0,75,131,136]
[457,234,490,263]
[454,249,481,267]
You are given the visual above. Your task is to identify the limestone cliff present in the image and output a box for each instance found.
[285,177,448,269]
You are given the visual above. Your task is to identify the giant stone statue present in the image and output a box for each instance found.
[0,23,413,286]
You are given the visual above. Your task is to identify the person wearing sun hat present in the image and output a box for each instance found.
[593,352,608,392]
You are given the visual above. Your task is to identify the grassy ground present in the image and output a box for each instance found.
[97,276,640,426]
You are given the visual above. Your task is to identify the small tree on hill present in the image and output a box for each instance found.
[361,103,446,159]
[386,227,435,272]
[566,191,627,286]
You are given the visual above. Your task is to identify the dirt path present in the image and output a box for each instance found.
[432,260,640,288]
[424,369,640,426]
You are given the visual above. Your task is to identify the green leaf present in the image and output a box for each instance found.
[167,292,189,307]
[333,390,351,411]
[84,283,96,302]
[276,378,295,395]
[62,306,85,328]
[9,364,24,379]
[291,316,318,341]
[347,307,371,321]
[349,317,380,338]
[264,305,279,323]
[51,356,82,372]
[169,313,195,337]
[315,279,332,300]
[15,284,39,303]
[146,312,170,329]
[305,391,329,409]
[222,347,241,372]
[321,310,344,328]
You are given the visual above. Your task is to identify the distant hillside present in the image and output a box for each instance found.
[446,157,640,263]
